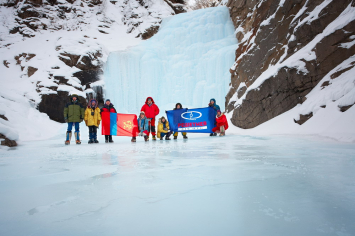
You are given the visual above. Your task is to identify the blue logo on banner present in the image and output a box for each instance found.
[181,111,202,120]
[166,107,216,133]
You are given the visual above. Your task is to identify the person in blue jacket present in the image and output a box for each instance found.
[132,111,149,142]
[209,98,220,136]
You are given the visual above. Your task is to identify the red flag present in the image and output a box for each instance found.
[101,112,111,135]
[117,113,139,136]
[101,112,138,137]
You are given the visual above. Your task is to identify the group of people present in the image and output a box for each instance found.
[63,94,228,145]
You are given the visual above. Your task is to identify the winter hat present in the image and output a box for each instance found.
[105,99,110,102]
[217,110,221,113]
[140,111,146,116]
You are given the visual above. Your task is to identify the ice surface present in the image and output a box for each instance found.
[104,6,238,113]
[0,127,355,235]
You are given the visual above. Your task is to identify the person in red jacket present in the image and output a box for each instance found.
[141,97,160,140]
[212,110,229,136]
[100,99,117,143]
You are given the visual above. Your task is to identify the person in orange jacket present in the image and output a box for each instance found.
[140,97,160,140]
[212,110,228,136]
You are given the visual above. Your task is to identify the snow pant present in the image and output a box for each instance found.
[148,118,156,136]
[212,125,225,133]
[160,131,172,139]
[89,126,97,140]
[173,132,187,137]
[67,122,80,132]
[105,135,113,142]
[211,121,217,134]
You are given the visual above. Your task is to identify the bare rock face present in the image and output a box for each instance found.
[27,66,38,77]
[38,92,87,123]
[226,0,355,129]
[0,134,17,147]
[294,112,313,125]
[163,0,186,14]
[0,115,17,147]
[141,25,160,40]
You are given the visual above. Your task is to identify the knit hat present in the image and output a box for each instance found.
[105,99,110,102]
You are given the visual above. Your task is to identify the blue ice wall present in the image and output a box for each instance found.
[104,6,238,113]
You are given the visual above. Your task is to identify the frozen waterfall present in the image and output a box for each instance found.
[103,6,238,113]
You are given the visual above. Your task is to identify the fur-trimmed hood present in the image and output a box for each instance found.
[145,97,155,104]
[71,94,80,102]
[88,99,98,109]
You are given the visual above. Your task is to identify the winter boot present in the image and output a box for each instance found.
[105,135,109,143]
[160,136,163,140]
[165,132,172,140]
[220,126,225,136]
[88,132,94,144]
[108,135,113,143]
[144,135,149,142]
[174,136,177,140]
[183,135,188,139]
[152,135,156,141]
[213,132,217,136]
[75,131,81,144]
[93,132,99,143]
[209,133,214,137]
[131,137,136,142]
[65,131,72,145]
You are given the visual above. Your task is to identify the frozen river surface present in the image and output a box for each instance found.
[1,132,355,236]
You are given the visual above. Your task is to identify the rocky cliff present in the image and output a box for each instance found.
[225,0,355,128]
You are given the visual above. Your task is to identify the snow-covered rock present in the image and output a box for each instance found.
[226,0,355,131]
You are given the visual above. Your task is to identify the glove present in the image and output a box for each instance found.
[163,128,168,131]
[80,119,83,122]
[64,118,68,123]
[139,132,143,137]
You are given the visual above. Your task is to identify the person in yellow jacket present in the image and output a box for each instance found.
[157,116,173,140]
[84,99,101,144]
